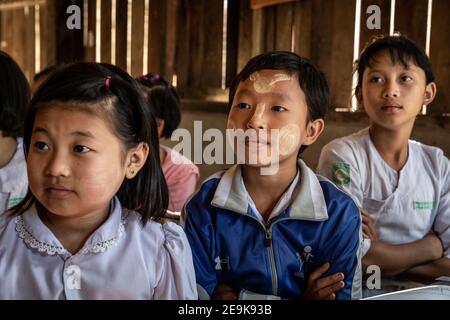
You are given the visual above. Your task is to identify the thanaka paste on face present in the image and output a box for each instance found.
[250,103,266,122]
[249,72,292,93]
[277,123,301,156]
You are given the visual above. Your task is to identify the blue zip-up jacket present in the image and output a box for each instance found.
[182,160,362,300]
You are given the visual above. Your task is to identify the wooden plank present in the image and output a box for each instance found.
[394,0,428,49]
[251,8,263,57]
[251,0,296,10]
[311,0,355,110]
[148,0,165,74]
[186,0,204,91]
[293,0,312,58]
[237,0,252,72]
[225,0,239,86]
[55,0,83,64]
[24,5,35,81]
[359,0,391,52]
[100,0,112,63]
[164,0,178,80]
[263,6,276,51]
[275,2,294,51]
[174,0,189,95]
[130,0,145,76]
[330,0,356,109]
[115,0,128,70]
[1,10,13,58]
[201,0,223,89]
[84,0,96,62]
[428,0,450,116]
[11,9,26,72]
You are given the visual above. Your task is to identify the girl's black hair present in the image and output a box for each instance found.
[136,73,181,139]
[10,62,169,224]
[356,34,435,90]
[228,51,330,155]
[0,50,31,138]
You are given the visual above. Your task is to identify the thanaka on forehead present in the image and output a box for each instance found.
[249,71,293,93]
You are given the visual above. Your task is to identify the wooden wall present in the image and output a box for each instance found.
[0,0,448,116]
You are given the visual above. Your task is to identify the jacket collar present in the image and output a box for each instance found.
[211,159,328,221]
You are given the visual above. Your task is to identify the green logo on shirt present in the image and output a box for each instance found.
[7,197,23,208]
[413,201,434,210]
[332,163,350,185]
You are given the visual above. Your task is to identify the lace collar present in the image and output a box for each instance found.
[15,197,128,256]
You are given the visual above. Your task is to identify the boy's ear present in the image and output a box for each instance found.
[356,87,363,106]
[125,142,149,179]
[303,118,325,147]
[423,82,437,105]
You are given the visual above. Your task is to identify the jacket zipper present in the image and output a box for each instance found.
[264,224,278,296]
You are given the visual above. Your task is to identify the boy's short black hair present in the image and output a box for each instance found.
[136,73,181,139]
[0,50,31,138]
[356,34,435,89]
[229,51,330,154]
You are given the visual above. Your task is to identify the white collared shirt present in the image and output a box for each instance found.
[317,127,450,258]
[0,138,28,215]
[0,197,198,299]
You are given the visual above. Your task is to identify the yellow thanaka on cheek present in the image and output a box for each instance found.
[277,124,301,156]
[249,72,292,93]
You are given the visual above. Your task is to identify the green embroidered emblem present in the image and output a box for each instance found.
[7,197,23,208]
[413,201,434,210]
[332,163,350,185]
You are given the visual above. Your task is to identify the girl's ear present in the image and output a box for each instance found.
[423,81,437,106]
[303,118,325,147]
[125,142,149,179]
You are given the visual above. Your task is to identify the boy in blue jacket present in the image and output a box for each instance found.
[182,51,362,300]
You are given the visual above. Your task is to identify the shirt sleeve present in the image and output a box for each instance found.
[316,139,364,208]
[181,197,219,299]
[153,222,198,299]
[434,153,450,258]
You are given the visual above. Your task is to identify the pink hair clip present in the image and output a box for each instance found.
[105,76,111,88]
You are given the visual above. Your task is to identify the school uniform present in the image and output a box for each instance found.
[317,127,450,259]
[0,197,197,299]
[0,138,28,215]
[182,159,362,300]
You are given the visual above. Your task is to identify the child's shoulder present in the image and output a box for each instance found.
[409,140,450,174]
[316,175,359,214]
[322,128,369,153]
[124,208,184,237]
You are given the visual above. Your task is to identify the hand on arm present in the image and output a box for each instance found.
[302,262,345,300]
[403,257,450,281]
[363,229,443,276]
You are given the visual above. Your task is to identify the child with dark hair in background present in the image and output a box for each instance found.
[32,65,58,94]
[0,62,197,299]
[0,51,30,215]
[137,73,199,215]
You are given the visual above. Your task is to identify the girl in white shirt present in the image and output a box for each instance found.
[0,62,197,299]
[317,35,449,294]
